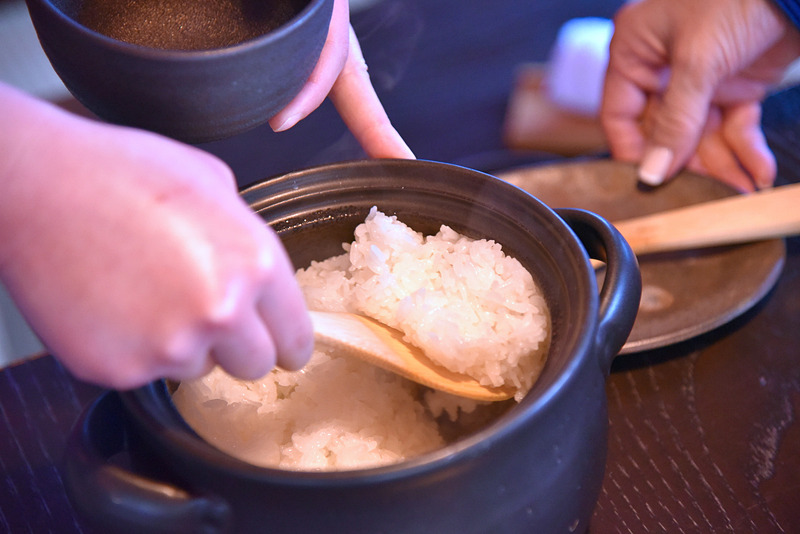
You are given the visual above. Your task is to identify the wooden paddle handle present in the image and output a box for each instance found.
[613,182,800,255]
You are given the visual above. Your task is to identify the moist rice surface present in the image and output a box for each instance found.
[173,207,550,471]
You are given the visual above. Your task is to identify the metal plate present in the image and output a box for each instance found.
[497,159,786,354]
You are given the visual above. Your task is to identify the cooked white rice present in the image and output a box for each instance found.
[173,207,550,471]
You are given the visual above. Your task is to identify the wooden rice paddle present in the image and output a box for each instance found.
[309,310,517,402]
[594,182,800,265]
[310,184,800,402]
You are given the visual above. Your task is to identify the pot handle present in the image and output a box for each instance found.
[556,208,642,372]
[63,391,232,534]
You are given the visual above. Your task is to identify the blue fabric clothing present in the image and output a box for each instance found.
[773,0,800,29]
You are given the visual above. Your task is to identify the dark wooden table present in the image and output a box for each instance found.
[3,0,800,532]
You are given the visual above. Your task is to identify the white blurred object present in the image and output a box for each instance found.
[0,1,49,367]
[0,0,69,101]
[546,17,614,117]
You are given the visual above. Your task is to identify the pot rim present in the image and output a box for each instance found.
[123,158,601,486]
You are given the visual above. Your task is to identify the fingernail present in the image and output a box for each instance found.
[638,146,673,186]
[270,113,301,133]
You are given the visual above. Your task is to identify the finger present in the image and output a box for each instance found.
[150,329,218,386]
[601,1,670,166]
[255,235,314,371]
[256,293,313,372]
[721,103,776,189]
[328,26,415,159]
[269,0,350,132]
[685,153,708,176]
[692,129,757,193]
[209,307,278,380]
[163,356,216,384]
[600,67,649,163]
[637,66,716,186]
[688,107,756,192]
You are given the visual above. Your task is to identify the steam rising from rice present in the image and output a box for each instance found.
[173,208,550,471]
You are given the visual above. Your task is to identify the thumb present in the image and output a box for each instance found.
[638,70,715,186]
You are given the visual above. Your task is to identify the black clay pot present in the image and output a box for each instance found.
[24,0,333,143]
[63,160,641,534]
